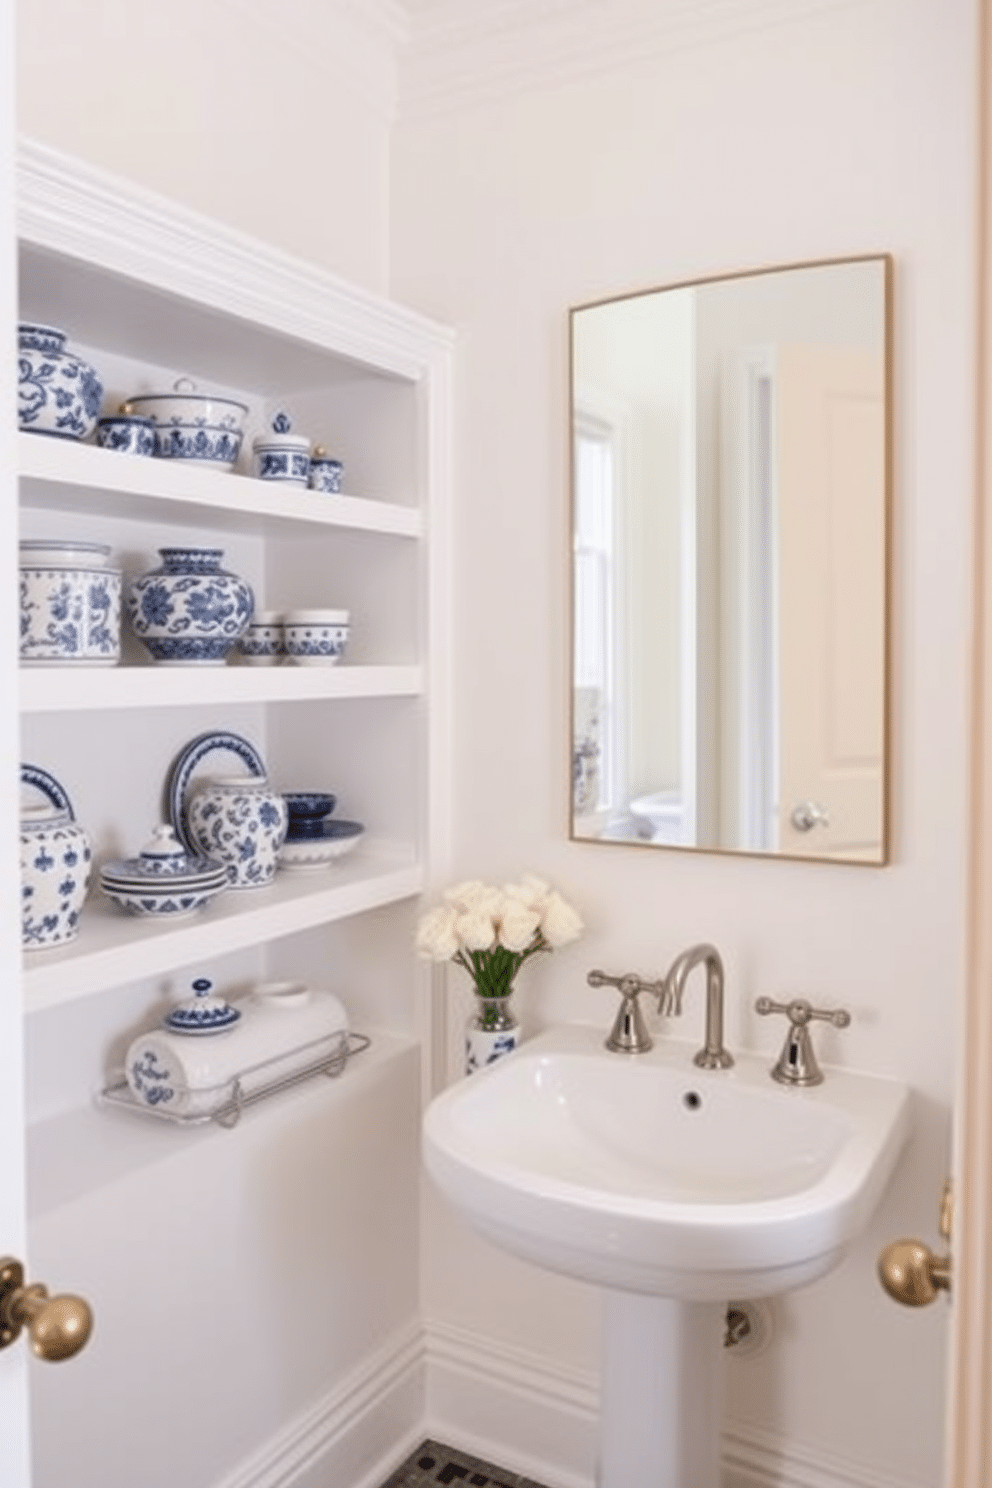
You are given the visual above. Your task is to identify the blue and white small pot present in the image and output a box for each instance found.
[127,546,254,665]
[20,764,92,950]
[282,608,350,666]
[126,379,248,470]
[20,541,122,666]
[465,995,520,1075]
[252,411,311,486]
[186,774,288,889]
[95,410,156,456]
[308,449,344,493]
[99,825,228,919]
[18,323,104,441]
[235,610,284,666]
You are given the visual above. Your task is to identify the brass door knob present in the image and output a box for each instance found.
[878,1238,952,1306]
[0,1258,93,1361]
[878,1178,953,1307]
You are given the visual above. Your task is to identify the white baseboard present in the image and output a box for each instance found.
[212,1320,426,1488]
[208,1316,922,1488]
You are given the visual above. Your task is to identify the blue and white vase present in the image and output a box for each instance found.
[127,546,254,664]
[186,774,288,889]
[20,765,92,950]
[465,994,520,1075]
[17,323,104,441]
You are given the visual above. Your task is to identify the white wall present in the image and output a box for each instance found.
[392,1,974,1483]
[16,0,401,293]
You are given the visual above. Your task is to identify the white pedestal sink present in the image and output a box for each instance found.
[422,1024,910,1488]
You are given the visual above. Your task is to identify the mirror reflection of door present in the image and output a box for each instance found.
[570,256,890,865]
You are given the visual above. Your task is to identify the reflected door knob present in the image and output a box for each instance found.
[0,1257,93,1361]
[790,801,831,832]
[878,1179,953,1306]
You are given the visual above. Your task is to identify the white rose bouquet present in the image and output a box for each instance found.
[415,874,584,1004]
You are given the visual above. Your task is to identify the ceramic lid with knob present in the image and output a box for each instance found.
[163,976,241,1036]
[252,410,310,452]
[99,824,228,891]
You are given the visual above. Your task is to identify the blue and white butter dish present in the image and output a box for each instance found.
[99,824,228,918]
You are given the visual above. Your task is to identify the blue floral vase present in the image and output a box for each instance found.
[18,323,104,440]
[127,546,254,664]
[465,994,520,1074]
[186,775,288,889]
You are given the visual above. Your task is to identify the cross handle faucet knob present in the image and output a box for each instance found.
[755,996,851,1086]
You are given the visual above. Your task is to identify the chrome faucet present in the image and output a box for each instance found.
[663,943,734,1070]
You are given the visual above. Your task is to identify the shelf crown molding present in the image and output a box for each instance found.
[17,137,453,381]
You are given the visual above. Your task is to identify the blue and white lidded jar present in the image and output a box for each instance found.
[127,546,254,665]
[19,540,122,666]
[186,774,288,889]
[252,411,311,486]
[17,323,104,441]
[20,765,92,950]
[95,405,156,457]
[308,448,344,493]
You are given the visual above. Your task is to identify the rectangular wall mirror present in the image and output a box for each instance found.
[569,255,891,864]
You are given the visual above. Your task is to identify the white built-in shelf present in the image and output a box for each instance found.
[27,1029,419,1222]
[23,841,423,1012]
[18,433,422,539]
[20,663,422,713]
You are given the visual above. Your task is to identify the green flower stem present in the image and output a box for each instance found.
[452,933,549,999]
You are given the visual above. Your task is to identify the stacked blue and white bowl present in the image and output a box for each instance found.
[100,824,228,918]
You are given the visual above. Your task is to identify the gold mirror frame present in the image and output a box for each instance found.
[568,254,892,865]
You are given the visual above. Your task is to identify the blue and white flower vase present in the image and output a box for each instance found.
[127,546,254,664]
[186,774,288,889]
[17,323,104,441]
[465,994,520,1075]
[20,764,92,950]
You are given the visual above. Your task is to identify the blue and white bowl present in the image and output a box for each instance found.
[127,546,254,665]
[100,825,228,919]
[252,411,311,486]
[95,410,156,456]
[126,379,248,470]
[282,608,350,666]
[235,610,284,666]
[18,323,104,441]
[19,540,121,666]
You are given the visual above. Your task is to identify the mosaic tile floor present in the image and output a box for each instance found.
[380,1438,552,1488]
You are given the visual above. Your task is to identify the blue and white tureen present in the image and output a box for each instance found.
[99,824,228,918]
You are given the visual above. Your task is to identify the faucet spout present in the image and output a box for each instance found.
[663,943,734,1070]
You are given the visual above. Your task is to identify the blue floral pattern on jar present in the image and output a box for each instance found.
[17,323,104,441]
[127,546,254,664]
[186,777,288,889]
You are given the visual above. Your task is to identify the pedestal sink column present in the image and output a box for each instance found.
[599,1294,725,1488]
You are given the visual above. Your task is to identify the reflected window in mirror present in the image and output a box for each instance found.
[569,256,891,865]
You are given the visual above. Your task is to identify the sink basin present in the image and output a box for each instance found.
[423,1022,910,1301]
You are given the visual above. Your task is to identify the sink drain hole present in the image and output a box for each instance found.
[682,1090,702,1110]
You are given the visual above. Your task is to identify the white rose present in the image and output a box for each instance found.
[499,901,541,952]
[456,910,497,951]
[415,904,460,961]
[504,874,550,911]
[539,890,584,948]
[445,880,504,918]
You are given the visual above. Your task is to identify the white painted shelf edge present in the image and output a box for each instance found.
[27,1028,419,1224]
[20,663,423,712]
[18,431,423,538]
[23,841,424,1012]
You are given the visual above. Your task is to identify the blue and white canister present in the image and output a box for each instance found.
[95,407,156,457]
[308,448,344,494]
[127,546,254,664]
[20,764,92,950]
[19,540,122,666]
[186,774,288,889]
[17,323,104,441]
[252,411,311,486]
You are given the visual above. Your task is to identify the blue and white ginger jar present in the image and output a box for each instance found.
[186,774,288,889]
[18,323,104,441]
[20,766,92,950]
[127,546,254,664]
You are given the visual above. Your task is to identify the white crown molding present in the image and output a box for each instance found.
[397,0,862,119]
[16,138,453,381]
